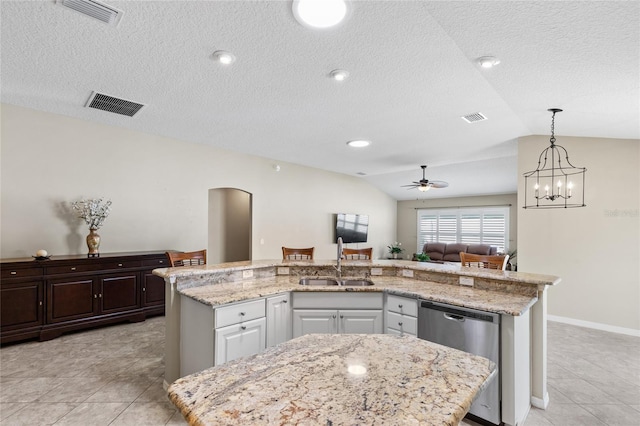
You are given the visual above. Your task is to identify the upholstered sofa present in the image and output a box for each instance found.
[422,242,497,262]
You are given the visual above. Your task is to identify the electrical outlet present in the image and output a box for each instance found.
[402,269,414,278]
[242,269,253,279]
[459,276,474,286]
[277,267,290,275]
[370,268,383,276]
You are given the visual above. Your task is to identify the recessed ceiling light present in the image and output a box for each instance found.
[212,50,236,65]
[477,56,500,69]
[347,140,370,148]
[292,0,347,29]
[330,69,349,81]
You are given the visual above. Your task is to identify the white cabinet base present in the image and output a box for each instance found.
[215,317,266,366]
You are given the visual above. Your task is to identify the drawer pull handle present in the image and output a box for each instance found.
[340,315,344,319]
[94,294,97,299]
[159,260,164,264]
[332,315,337,319]
[142,287,146,292]
[241,326,246,330]
[10,271,17,275]
[240,312,245,316]
[398,304,403,308]
[71,267,76,271]
[99,294,102,298]
[39,301,43,306]
[282,300,288,304]
[118,263,123,267]
[398,322,403,326]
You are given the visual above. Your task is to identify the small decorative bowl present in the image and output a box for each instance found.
[32,255,51,261]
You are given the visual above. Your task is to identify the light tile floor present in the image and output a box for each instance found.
[0,317,638,425]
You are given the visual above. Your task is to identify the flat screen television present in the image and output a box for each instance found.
[336,213,369,243]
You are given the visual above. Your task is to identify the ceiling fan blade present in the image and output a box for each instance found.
[401,184,419,188]
[428,180,449,188]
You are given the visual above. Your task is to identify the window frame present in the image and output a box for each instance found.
[416,206,510,253]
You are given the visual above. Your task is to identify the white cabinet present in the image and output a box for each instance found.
[292,309,383,337]
[266,293,292,348]
[215,317,266,365]
[385,294,418,336]
[291,292,384,338]
[180,295,266,377]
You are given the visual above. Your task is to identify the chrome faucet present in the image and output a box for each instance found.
[335,237,343,279]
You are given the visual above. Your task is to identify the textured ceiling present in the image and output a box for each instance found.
[1,1,638,200]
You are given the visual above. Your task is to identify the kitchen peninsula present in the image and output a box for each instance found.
[154,259,560,426]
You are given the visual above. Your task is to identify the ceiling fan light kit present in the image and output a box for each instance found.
[292,0,347,29]
[402,165,449,193]
[522,109,587,209]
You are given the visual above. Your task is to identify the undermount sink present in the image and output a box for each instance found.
[340,279,374,287]
[298,278,374,287]
[299,278,339,286]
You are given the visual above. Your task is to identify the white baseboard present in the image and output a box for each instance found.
[548,315,640,337]
[531,393,549,410]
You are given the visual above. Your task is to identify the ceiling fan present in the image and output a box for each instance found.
[402,165,449,192]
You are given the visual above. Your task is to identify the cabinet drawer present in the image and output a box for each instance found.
[215,299,265,328]
[142,258,169,267]
[47,263,108,274]
[1,267,43,279]
[386,311,417,335]
[386,294,418,317]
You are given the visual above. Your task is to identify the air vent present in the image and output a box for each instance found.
[462,112,488,123]
[57,0,123,26]
[85,92,145,117]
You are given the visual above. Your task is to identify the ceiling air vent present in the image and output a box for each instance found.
[85,92,145,117]
[462,112,487,123]
[57,0,123,26]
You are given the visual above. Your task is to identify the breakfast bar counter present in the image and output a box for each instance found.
[168,333,496,426]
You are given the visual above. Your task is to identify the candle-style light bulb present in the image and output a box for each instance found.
[567,182,573,197]
[544,185,549,196]
[534,183,539,197]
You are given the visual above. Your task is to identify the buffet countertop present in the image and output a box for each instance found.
[168,333,496,426]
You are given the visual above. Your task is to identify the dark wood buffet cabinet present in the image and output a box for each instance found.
[0,251,169,344]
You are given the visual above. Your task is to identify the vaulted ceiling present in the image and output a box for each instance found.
[1,1,638,200]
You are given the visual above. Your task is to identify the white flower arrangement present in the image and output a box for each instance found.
[72,198,112,230]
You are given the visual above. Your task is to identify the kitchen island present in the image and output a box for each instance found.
[155,259,559,426]
[168,333,496,425]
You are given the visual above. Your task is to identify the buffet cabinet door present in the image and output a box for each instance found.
[98,273,140,314]
[141,272,165,307]
[47,278,98,323]
[1,281,43,331]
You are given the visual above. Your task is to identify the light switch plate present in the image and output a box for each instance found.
[370,268,383,276]
[277,267,290,275]
[402,269,414,278]
[242,269,254,279]
[459,276,474,286]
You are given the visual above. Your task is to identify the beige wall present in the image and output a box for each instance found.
[397,194,518,258]
[0,104,397,260]
[518,135,639,332]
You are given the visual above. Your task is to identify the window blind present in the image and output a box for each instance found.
[417,207,509,253]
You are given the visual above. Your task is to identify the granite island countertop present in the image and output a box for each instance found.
[168,333,496,426]
[178,275,537,316]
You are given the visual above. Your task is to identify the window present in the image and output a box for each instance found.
[417,207,509,253]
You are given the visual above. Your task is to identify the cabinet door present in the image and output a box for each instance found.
[47,278,97,323]
[215,317,266,366]
[0,281,43,330]
[266,294,292,347]
[142,272,165,307]
[292,309,337,338]
[339,310,383,334]
[98,273,140,314]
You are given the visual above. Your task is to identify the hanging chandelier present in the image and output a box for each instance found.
[523,109,587,209]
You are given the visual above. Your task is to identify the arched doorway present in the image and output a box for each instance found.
[208,188,252,263]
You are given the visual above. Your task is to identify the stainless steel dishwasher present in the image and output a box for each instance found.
[418,300,501,425]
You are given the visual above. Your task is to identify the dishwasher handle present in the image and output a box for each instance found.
[443,313,465,322]
[420,300,499,324]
